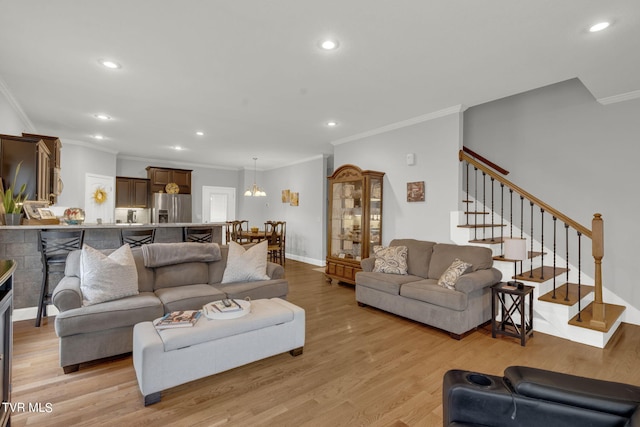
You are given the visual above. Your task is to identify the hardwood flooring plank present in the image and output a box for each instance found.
[9,259,640,426]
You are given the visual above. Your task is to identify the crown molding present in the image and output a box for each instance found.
[62,138,120,155]
[117,154,239,171]
[331,104,466,146]
[0,75,37,132]
[597,89,640,105]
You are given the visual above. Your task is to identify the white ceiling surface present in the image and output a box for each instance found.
[0,1,638,170]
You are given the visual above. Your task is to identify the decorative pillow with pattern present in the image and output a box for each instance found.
[438,258,472,290]
[80,244,139,305]
[373,245,408,275]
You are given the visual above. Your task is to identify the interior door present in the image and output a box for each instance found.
[202,186,235,242]
[84,173,115,223]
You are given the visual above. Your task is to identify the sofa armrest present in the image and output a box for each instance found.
[454,268,502,294]
[52,276,83,312]
[267,262,285,279]
[361,257,375,272]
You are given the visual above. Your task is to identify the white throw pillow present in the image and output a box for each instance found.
[437,258,472,290]
[221,240,270,284]
[80,244,139,306]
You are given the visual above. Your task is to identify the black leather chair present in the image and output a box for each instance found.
[37,229,85,327]
[443,366,640,426]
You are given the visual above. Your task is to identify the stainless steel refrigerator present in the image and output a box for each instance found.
[152,193,192,223]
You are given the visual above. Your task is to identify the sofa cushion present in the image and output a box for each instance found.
[428,244,493,280]
[154,262,210,290]
[80,244,139,306]
[355,271,422,296]
[221,241,269,284]
[400,280,468,311]
[155,284,226,313]
[208,246,229,284]
[390,239,436,279]
[55,292,163,337]
[373,245,408,274]
[438,258,472,290]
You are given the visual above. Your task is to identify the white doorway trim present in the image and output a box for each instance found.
[202,186,236,235]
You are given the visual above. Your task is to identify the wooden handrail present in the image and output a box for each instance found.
[463,146,510,175]
[459,150,591,238]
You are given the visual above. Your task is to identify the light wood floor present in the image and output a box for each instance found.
[11,260,640,426]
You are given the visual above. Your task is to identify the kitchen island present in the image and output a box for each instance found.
[0,223,224,314]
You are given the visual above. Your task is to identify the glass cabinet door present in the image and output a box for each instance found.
[367,175,382,258]
[326,164,385,285]
[330,179,363,260]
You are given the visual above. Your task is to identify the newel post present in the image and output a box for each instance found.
[591,213,606,328]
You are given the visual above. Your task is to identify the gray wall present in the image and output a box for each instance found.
[248,155,328,265]
[0,85,29,134]
[464,78,640,313]
[333,113,463,245]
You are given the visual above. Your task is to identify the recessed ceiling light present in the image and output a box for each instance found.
[196,131,204,136]
[326,121,338,127]
[173,146,183,151]
[320,39,339,50]
[98,59,121,69]
[94,114,111,120]
[93,134,104,140]
[589,21,610,32]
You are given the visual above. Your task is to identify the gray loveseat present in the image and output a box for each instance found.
[53,243,288,373]
[355,239,501,338]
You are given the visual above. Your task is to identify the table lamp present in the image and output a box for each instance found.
[503,237,527,288]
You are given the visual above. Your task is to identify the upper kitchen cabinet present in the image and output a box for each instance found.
[116,177,150,208]
[22,133,62,203]
[146,166,192,194]
[0,134,51,202]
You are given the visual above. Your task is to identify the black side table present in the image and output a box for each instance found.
[491,282,534,346]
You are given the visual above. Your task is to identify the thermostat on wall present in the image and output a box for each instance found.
[406,153,415,166]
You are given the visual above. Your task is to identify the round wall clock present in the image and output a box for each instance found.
[165,182,180,194]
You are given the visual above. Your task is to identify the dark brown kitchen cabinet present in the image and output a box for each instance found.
[146,166,192,194]
[116,177,150,208]
[22,133,62,204]
[0,134,51,202]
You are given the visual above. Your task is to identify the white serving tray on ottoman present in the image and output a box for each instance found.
[133,297,305,406]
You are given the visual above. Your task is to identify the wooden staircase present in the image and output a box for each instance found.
[456,149,626,348]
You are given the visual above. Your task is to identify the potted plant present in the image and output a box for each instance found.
[0,161,28,225]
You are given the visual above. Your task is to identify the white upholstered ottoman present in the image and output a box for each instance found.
[133,297,305,405]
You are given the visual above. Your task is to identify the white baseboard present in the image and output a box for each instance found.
[13,305,59,322]
[285,253,324,266]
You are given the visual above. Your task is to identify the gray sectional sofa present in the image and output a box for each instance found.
[52,243,288,373]
[355,239,501,338]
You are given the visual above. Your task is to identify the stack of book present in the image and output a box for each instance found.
[153,310,201,329]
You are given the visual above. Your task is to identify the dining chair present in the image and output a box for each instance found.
[230,220,250,244]
[37,229,85,327]
[183,226,215,243]
[264,221,285,265]
[120,228,156,248]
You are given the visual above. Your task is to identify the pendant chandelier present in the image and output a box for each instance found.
[244,157,267,197]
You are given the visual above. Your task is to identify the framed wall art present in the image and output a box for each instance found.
[407,181,425,202]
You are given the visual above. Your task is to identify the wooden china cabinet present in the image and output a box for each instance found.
[325,164,384,284]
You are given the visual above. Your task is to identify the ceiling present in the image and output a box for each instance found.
[1,1,638,171]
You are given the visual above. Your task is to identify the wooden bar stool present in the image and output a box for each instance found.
[120,228,156,248]
[183,226,214,243]
[37,229,85,327]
